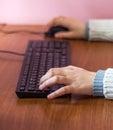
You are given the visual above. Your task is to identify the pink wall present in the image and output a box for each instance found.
[0,0,113,24]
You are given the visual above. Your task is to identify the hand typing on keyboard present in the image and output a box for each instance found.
[16,40,71,98]
[39,66,96,99]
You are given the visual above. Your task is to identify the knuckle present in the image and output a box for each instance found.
[59,16,65,21]
[68,65,73,68]
[53,91,58,97]
[62,87,69,94]
[49,68,55,76]
[67,65,74,69]
[55,16,65,22]
[54,76,60,82]
[59,16,64,19]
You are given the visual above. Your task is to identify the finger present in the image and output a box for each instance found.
[47,85,71,99]
[39,75,67,90]
[40,67,66,84]
[55,31,75,39]
[47,16,67,28]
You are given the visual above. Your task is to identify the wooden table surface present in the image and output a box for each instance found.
[0,24,113,130]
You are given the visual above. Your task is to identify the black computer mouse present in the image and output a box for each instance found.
[45,25,69,37]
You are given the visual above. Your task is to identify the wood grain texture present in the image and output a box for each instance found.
[0,25,113,130]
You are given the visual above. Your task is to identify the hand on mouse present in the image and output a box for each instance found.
[39,66,96,99]
[47,16,86,39]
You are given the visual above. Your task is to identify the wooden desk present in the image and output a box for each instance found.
[0,25,113,130]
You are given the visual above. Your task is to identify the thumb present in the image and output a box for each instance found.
[55,32,75,39]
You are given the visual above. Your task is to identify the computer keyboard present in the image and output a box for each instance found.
[16,40,70,98]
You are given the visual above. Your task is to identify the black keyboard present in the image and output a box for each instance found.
[16,40,70,98]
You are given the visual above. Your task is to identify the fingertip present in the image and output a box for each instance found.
[47,94,54,99]
[54,33,61,38]
[39,84,44,90]
[55,33,67,39]
[55,33,64,38]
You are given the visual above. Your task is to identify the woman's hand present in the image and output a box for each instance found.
[39,66,96,99]
[46,16,85,39]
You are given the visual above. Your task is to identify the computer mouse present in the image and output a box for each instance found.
[45,25,69,37]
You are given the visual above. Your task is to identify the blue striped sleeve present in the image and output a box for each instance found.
[93,70,105,96]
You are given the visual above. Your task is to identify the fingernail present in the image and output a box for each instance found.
[39,84,44,90]
[55,34,59,37]
[47,94,52,99]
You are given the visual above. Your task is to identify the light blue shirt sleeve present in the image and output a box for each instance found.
[93,70,105,96]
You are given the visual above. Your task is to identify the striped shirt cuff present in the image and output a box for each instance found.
[84,22,89,40]
[93,70,105,96]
